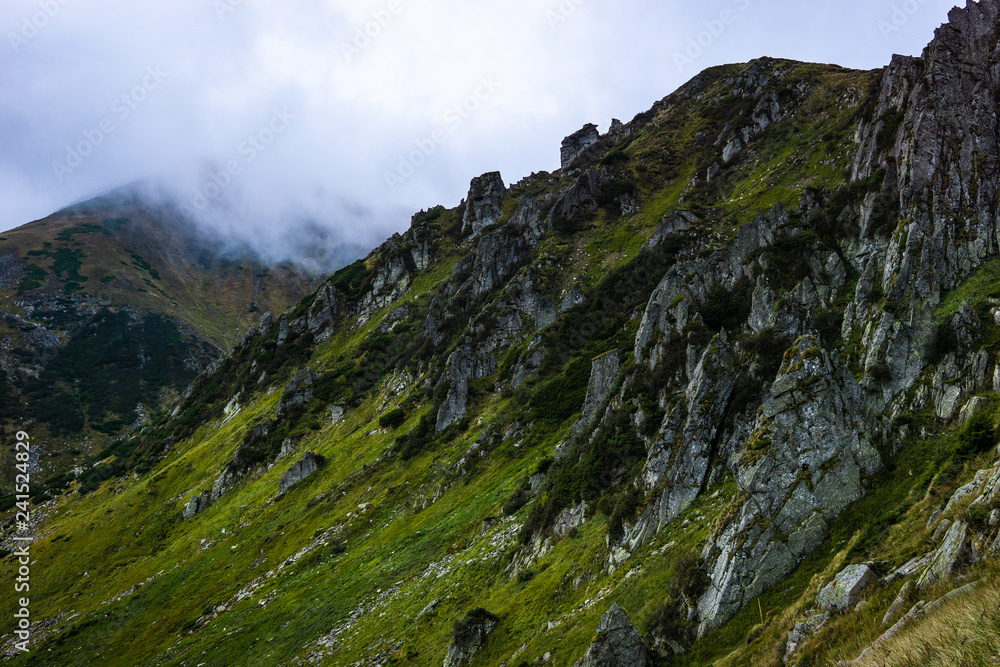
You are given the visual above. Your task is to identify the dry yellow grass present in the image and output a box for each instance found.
[853,570,1000,667]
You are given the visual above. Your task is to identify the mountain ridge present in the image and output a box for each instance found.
[4,3,1000,665]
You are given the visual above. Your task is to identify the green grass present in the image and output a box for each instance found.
[5,56,992,667]
[935,257,1000,323]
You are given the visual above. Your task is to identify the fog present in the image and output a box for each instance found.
[0,0,959,266]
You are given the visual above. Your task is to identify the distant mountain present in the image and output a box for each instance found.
[0,187,355,480]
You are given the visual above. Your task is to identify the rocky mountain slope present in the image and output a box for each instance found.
[0,187,331,489]
[5,2,1000,665]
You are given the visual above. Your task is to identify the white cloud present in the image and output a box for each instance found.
[0,0,959,256]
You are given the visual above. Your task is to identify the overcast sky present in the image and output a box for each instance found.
[0,0,961,254]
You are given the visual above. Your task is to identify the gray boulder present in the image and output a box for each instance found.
[918,520,973,589]
[329,405,345,424]
[574,604,649,667]
[817,564,877,612]
[784,611,830,663]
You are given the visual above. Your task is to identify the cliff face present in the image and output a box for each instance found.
[7,4,1000,666]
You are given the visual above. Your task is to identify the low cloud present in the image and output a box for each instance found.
[0,0,958,267]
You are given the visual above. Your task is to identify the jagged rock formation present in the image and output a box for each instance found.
[697,338,880,632]
[574,604,649,667]
[461,172,506,237]
[561,123,600,168]
[19,5,1000,666]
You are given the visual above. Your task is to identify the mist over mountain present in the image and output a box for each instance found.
[6,2,1000,667]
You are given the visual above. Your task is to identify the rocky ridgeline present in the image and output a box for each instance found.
[163,2,1000,661]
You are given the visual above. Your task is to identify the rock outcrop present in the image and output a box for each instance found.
[816,564,877,612]
[278,452,324,493]
[182,491,211,520]
[277,369,316,417]
[443,609,498,667]
[697,337,881,634]
[461,172,506,237]
[576,351,621,431]
[436,345,474,432]
[574,604,649,667]
[305,283,340,340]
[561,123,600,168]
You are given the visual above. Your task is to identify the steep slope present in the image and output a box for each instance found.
[0,187,329,488]
[5,3,1000,666]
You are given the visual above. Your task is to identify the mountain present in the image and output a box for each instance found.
[5,2,1000,665]
[0,187,332,484]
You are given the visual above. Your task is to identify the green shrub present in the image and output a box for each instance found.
[379,407,407,429]
[452,608,499,643]
[956,408,996,460]
[502,488,530,516]
[516,569,536,583]
[928,322,959,365]
[607,486,644,542]
[813,308,844,346]
[700,276,753,332]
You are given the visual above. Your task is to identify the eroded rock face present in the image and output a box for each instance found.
[306,283,340,340]
[697,336,880,634]
[462,172,506,237]
[278,452,324,493]
[578,351,621,430]
[621,336,737,554]
[574,604,649,667]
[436,345,474,432]
[561,123,600,169]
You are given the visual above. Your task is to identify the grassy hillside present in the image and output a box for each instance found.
[2,52,999,667]
[0,190,326,489]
